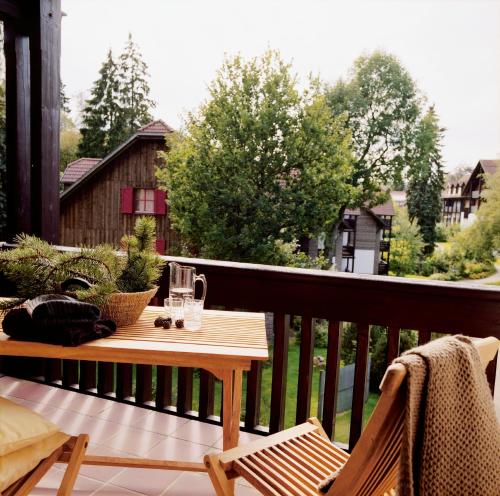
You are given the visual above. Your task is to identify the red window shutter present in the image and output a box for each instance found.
[154,189,166,215]
[155,239,166,255]
[121,187,134,214]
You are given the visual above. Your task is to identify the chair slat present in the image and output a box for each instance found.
[234,458,286,496]
[262,448,319,491]
[269,445,324,483]
[290,437,338,473]
[248,453,305,496]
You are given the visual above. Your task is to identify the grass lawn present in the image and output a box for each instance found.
[150,343,380,445]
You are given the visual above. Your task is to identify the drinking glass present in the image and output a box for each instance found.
[164,297,184,321]
[184,299,204,331]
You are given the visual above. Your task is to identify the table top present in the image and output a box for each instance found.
[0,307,269,371]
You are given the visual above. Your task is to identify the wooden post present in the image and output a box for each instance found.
[29,0,61,243]
[4,22,32,239]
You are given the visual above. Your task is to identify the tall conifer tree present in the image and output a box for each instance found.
[406,106,445,254]
[78,49,123,157]
[118,33,155,136]
[78,37,155,158]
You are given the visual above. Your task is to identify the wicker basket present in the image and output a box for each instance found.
[100,286,158,327]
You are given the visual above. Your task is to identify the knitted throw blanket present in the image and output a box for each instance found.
[395,336,500,496]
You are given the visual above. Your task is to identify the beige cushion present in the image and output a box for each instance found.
[0,431,70,492]
[0,397,59,456]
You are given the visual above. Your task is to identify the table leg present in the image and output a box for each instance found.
[222,369,243,451]
[221,369,243,496]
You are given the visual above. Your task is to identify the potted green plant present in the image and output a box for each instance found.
[0,217,165,326]
[100,217,165,326]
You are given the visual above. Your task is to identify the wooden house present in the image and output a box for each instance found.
[60,120,175,254]
[441,159,500,227]
[334,200,394,275]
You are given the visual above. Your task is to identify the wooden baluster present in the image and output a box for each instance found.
[322,321,342,439]
[44,359,62,384]
[62,360,79,388]
[349,322,370,451]
[116,364,133,400]
[296,316,314,425]
[156,366,173,409]
[177,367,194,414]
[386,326,401,367]
[97,362,114,396]
[199,369,215,419]
[245,361,262,430]
[418,329,431,346]
[135,365,153,405]
[79,361,96,391]
[269,312,288,434]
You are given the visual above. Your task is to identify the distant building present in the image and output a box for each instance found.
[60,120,176,254]
[334,199,394,275]
[390,190,406,207]
[442,159,500,227]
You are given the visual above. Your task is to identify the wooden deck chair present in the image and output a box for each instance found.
[205,336,499,496]
[2,433,89,496]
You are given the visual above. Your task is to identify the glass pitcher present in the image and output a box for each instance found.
[169,262,207,301]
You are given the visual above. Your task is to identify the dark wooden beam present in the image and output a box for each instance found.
[0,0,23,21]
[29,0,61,243]
[4,21,31,239]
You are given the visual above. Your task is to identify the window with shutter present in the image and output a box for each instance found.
[154,190,167,215]
[120,187,134,214]
[134,189,155,213]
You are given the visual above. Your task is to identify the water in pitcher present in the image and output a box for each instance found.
[169,287,194,301]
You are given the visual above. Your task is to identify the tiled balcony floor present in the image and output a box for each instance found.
[0,375,260,495]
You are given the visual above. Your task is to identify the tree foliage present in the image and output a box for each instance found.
[78,35,155,158]
[118,33,155,137]
[389,207,424,276]
[326,51,421,207]
[406,107,445,253]
[60,113,81,172]
[157,51,354,264]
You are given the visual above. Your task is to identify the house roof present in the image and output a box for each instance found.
[345,198,395,217]
[61,120,174,203]
[61,158,101,184]
[137,119,175,134]
[478,159,500,175]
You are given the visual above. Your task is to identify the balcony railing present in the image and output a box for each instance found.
[1,248,499,452]
[379,240,390,252]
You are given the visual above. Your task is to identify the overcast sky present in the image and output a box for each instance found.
[61,0,500,171]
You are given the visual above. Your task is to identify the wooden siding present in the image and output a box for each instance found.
[60,137,177,252]
[354,211,379,250]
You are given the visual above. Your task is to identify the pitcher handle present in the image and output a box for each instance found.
[195,274,207,300]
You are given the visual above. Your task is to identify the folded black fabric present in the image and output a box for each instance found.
[25,294,101,321]
[2,295,116,346]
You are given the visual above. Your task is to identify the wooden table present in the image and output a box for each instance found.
[0,307,268,490]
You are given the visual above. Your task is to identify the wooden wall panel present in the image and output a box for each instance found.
[60,138,174,250]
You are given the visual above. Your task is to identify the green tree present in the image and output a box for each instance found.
[406,107,445,253]
[78,49,123,157]
[390,207,424,276]
[118,33,155,136]
[60,113,81,172]
[157,51,354,264]
[326,51,421,208]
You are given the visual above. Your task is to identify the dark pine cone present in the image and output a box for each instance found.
[154,316,172,328]
[175,319,184,329]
